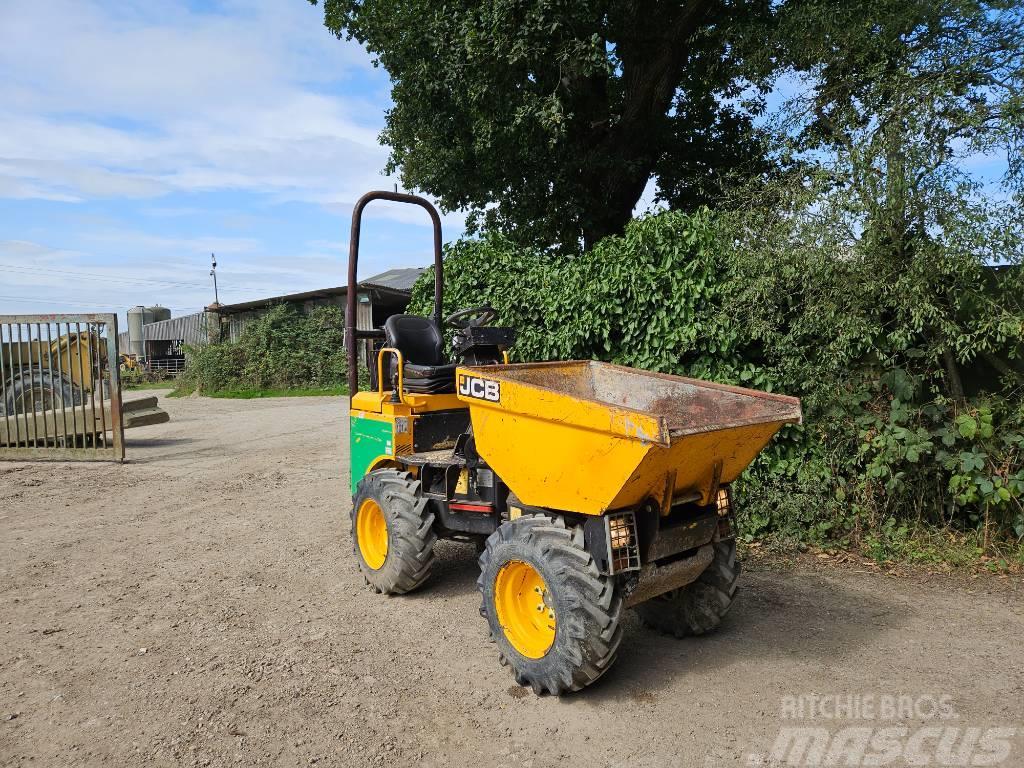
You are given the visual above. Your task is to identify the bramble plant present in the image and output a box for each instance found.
[181,305,348,394]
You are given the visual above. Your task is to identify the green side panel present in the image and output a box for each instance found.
[350,415,394,494]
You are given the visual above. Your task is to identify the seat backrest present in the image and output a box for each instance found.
[384,314,446,366]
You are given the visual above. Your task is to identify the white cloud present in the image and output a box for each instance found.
[77,229,260,256]
[323,196,468,232]
[0,175,81,203]
[0,235,345,316]
[0,0,444,223]
[0,157,169,201]
[0,239,83,263]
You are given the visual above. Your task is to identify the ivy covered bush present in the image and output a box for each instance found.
[409,209,1024,560]
[181,304,347,393]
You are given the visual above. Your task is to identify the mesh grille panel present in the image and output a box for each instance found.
[606,510,640,574]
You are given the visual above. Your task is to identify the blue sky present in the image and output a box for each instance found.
[0,0,468,325]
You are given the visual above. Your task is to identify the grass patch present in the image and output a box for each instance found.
[168,384,346,399]
[859,522,1024,573]
[741,525,1024,574]
[123,380,178,391]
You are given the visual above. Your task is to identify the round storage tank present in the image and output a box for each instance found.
[126,305,172,358]
[126,306,146,359]
[147,306,171,324]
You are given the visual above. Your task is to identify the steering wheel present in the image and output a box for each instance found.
[445,305,498,330]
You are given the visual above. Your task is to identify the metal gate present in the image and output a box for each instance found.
[0,314,124,461]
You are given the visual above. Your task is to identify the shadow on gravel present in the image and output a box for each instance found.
[582,568,906,702]
[417,540,482,598]
[125,437,196,448]
[403,538,905,702]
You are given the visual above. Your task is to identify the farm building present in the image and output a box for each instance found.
[217,268,423,342]
[118,268,423,373]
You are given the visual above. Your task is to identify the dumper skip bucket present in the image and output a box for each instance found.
[455,360,802,515]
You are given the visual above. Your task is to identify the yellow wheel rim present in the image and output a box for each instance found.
[494,560,555,659]
[356,498,388,570]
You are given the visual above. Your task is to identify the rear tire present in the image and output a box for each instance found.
[478,514,623,695]
[635,538,740,637]
[351,470,436,594]
[2,368,80,416]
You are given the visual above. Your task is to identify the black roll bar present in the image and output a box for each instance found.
[346,191,444,396]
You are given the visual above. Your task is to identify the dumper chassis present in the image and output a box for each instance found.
[345,191,801,695]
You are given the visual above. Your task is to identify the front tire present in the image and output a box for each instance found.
[478,514,623,695]
[351,470,436,594]
[635,538,740,637]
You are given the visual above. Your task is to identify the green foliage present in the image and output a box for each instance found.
[119,365,147,388]
[313,0,775,249]
[180,305,348,394]
[769,1,1024,322]
[123,379,176,391]
[411,210,735,372]
[778,0,1024,206]
[711,0,1024,557]
[121,364,171,389]
[410,207,1024,554]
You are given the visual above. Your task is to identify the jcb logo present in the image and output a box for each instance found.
[458,375,500,402]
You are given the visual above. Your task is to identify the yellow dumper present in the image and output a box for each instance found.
[345,192,802,694]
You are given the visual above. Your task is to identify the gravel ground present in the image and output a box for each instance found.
[1,392,1022,767]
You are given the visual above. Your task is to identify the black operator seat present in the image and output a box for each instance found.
[383,314,457,394]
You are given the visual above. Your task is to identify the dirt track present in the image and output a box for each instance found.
[1,392,1022,767]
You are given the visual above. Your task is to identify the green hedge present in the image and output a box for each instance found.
[409,210,1024,556]
[181,304,348,393]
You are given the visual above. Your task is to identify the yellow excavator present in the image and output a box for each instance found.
[1,330,97,417]
[1,327,167,451]
[345,191,801,694]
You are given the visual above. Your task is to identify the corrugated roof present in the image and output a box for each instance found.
[214,286,345,314]
[359,267,424,293]
[213,268,425,315]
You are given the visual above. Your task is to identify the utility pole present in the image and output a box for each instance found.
[210,253,219,305]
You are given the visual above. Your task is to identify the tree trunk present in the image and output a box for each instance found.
[941,346,966,401]
[576,0,711,250]
[581,173,652,250]
[982,350,1023,382]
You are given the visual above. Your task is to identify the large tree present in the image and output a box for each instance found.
[768,0,1024,398]
[314,0,775,250]
[777,0,1024,249]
